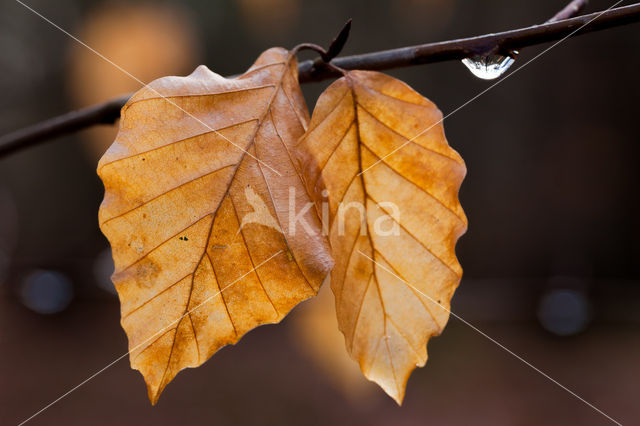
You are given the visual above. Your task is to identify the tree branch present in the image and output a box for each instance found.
[2,1,639,159]
[300,1,638,80]
[0,95,129,158]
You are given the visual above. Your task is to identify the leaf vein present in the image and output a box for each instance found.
[366,194,461,278]
[124,85,276,111]
[99,118,259,170]
[356,103,462,165]
[373,248,444,332]
[207,252,238,337]
[361,144,466,225]
[101,164,235,226]
[228,194,279,317]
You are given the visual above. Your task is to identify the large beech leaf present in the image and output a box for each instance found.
[296,70,467,403]
[98,48,332,404]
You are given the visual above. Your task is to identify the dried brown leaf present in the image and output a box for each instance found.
[98,48,332,404]
[296,70,467,403]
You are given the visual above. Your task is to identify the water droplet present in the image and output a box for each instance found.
[537,288,590,336]
[20,270,74,314]
[461,52,517,80]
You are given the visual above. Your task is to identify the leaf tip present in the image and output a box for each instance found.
[384,383,406,406]
[146,382,163,406]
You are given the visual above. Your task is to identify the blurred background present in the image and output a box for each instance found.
[1,0,639,424]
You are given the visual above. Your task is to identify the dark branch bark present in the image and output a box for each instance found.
[2,1,639,159]
[0,95,129,158]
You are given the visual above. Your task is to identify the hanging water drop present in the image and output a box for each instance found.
[461,52,517,80]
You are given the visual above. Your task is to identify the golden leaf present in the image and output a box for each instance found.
[98,48,332,404]
[296,70,467,404]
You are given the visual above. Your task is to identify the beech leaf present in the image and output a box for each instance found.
[98,48,332,404]
[296,70,467,403]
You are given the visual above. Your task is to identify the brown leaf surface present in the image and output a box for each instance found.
[296,70,467,403]
[98,48,332,404]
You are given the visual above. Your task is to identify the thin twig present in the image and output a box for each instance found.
[548,0,589,23]
[0,95,129,157]
[2,1,639,159]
